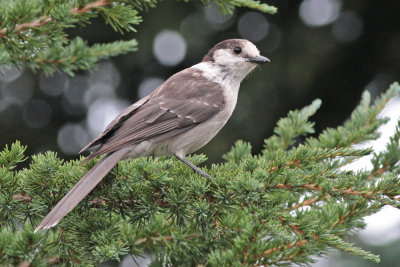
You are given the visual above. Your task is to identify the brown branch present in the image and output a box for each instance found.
[260,240,308,258]
[367,164,388,181]
[338,203,359,225]
[13,193,32,204]
[272,183,379,201]
[277,216,304,235]
[47,258,61,264]
[252,215,319,265]
[273,183,292,190]
[341,188,375,199]
[89,198,107,206]
[134,233,199,245]
[269,159,301,172]
[34,56,78,65]
[242,234,256,266]
[291,196,323,210]
[71,0,111,15]
[17,262,29,267]
[0,0,111,39]
[278,250,305,263]
[252,240,308,266]
[251,215,309,262]
[330,199,372,229]
[268,150,365,173]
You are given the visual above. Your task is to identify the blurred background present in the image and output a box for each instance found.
[1,0,400,265]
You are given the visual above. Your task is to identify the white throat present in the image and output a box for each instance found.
[191,61,250,125]
[192,61,252,97]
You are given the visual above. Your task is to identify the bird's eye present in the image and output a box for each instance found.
[233,47,242,54]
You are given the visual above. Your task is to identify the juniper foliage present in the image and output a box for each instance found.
[0,83,399,266]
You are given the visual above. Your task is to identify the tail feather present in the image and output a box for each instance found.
[34,148,129,232]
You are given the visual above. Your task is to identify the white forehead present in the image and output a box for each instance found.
[213,49,236,64]
[242,41,260,56]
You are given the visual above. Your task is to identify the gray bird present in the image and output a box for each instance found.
[35,39,269,232]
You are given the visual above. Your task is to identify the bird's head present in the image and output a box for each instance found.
[202,39,269,81]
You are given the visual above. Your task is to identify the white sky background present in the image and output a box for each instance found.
[343,96,400,245]
[312,96,400,266]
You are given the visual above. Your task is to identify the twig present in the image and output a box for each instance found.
[253,240,308,266]
[277,216,304,235]
[134,232,199,245]
[13,193,32,204]
[291,196,325,210]
[272,183,378,201]
[71,0,111,15]
[367,164,388,181]
[0,0,111,39]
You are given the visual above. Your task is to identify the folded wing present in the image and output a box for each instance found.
[81,68,225,163]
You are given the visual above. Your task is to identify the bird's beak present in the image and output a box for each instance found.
[248,55,270,64]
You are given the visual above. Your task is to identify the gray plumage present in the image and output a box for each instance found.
[35,39,268,232]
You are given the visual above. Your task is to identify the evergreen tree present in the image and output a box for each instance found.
[1,1,400,266]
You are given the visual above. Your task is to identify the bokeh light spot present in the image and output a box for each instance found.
[87,98,129,137]
[64,75,89,107]
[238,12,269,42]
[22,99,52,128]
[3,72,34,104]
[84,83,115,107]
[262,24,282,53]
[153,30,187,66]
[39,71,69,96]
[57,123,89,155]
[332,11,363,42]
[299,0,341,27]
[138,77,164,98]
[204,3,235,30]
[0,65,22,83]
[89,60,121,88]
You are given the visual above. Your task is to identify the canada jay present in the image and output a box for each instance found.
[35,39,269,232]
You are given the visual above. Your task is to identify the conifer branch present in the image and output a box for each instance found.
[0,0,111,39]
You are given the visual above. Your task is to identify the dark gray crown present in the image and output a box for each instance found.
[202,39,246,62]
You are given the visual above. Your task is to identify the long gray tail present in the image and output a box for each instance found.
[34,148,129,232]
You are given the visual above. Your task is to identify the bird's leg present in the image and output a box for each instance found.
[174,154,212,180]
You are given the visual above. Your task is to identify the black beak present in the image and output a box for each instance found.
[248,55,270,64]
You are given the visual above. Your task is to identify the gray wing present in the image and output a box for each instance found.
[81,68,225,163]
